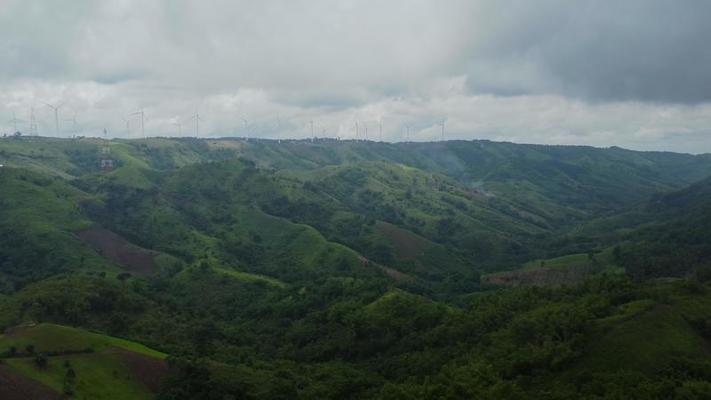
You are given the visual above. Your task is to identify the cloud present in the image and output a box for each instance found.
[462,0,711,103]
[0,1,710,152]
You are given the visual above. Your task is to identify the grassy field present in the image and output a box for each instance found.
[521,247,618,271]
[214,267,287,288]
[0,323,165,359]
[5,352,153,400]
[0,323,166,400]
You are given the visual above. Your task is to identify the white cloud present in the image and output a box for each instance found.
[1,1,710,153]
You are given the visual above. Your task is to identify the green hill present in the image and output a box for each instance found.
[1,136,711,398]
[0,323,166,400]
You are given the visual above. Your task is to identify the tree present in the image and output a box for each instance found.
[34,353,48,369]
[117,272,132,285]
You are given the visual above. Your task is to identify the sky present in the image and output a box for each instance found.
[1,0,711,153]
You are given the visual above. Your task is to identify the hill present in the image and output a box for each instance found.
[615,177,711,280]
[1,136,711,398]
[0,323,166,399]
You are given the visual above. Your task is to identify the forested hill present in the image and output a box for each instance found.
[613,177,711,280]
[1,136,711,399]
[4,136,711,227]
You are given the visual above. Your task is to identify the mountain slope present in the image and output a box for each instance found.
[0,323,166,399]
[1,137,711,398]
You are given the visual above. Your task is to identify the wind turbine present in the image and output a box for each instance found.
[242,118,249,140]
[379,119,383,142]
[121,116,131,136]
[439,119,446,141]
[130,108,145,138]
[173,120,182,136]
[355,121,359,140]
[43,102,64,136]
[29,107,38,136]
[8,112,24,133]
[189,112,202,137]
[405,124,411,141]
[64,112,78,137]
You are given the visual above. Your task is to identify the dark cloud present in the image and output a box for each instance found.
[464,0,711,103]
[0,1,710,152]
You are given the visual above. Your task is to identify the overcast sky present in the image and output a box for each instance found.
[2,0,711,153]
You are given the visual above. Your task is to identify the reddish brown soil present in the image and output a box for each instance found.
[481,266,591,287]
[0,366,62,400]
[112,348,168,393]
[76,227,157,274]
[3,323,36,338]
[378,222,423,260]
[380,266,415,283]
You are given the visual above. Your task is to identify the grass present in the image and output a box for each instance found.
[234,207,369,278]
[0,167,93,230]
[0,323,165,400]
[522,247,619,271]
[214,267,287,288]
[5,352,153,400]
[0,323,165,359]
[596,299,656,326]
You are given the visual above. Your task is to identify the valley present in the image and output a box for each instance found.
[1,136,711,398]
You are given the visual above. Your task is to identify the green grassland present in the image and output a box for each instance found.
[5,353,151,400]
[0,323,165,400]
[522,247,619,271]
[0,323,165,358]
[1,136,711,398]
[0,167,121,289]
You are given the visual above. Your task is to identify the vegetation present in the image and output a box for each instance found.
[0,323,165,400]
[1,136,711,398]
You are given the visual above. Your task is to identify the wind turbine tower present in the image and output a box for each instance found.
[130,109,145,138]
[190,113,201,137]
[29,107,38,136]
[121,116,131,136]
[65,112,78,137]
[8,112,23,134]
[43,102,63,136]
[173,121,182,136]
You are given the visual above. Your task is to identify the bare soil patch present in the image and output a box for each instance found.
[2,323,36,338]
[380,266,416,283]
[112,348,168,393]
[0,365,61,400]
[481,266,592,287]
[76,227,157,274]
[378,222,423,260]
